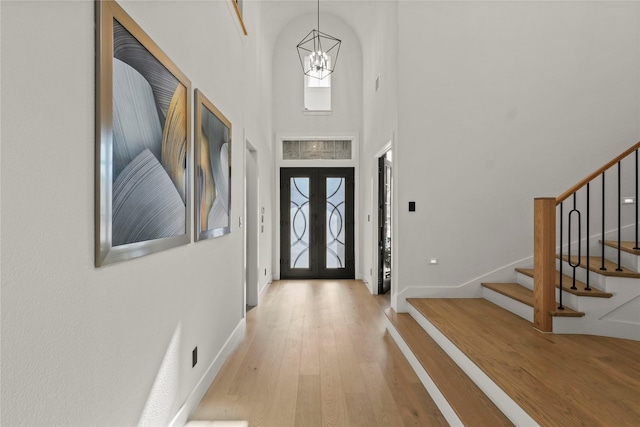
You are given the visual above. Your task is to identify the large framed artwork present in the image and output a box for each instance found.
[194,90,232,241]
[95,0,191,267]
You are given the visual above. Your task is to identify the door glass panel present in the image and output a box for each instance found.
[384,162,392,279]
[290,177,310,269]
[326,178,345,269]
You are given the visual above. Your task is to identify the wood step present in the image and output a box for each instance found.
[406,298,640,427]
[558,255,640,278]
[601,240,640,256]
[515,268,612,297]
[384,308,513,427]
[482,282,584,317]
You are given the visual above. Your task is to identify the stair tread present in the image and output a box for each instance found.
[602,240,640,255]
[482,282,584,317]
[406,298,640,427]
[515,268,612,297]
[558,255,640,278]
[385,308,513,427]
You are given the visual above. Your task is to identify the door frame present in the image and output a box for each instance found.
[245,140,259,306]
[371,140,393,295]
[378,154,392,294]
[274,133,360,280]
[280,167,355,279]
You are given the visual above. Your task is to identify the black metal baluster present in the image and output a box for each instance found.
[558,202,564,310]
[635,149,639,250]
[585,182,591,291]
[601,172,607,271]
[617,161,623,271]
[569,193,581,290]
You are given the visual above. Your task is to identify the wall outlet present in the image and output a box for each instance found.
[428,258,438,265]
[192,347,197,368]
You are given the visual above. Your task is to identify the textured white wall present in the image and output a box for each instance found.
[272,12,362,136]
[395,1,640,300]
[358,1,399,296]
[0,1,271,425]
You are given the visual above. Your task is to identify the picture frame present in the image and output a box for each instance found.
[194,89,232,241]
[231,0,248,35]
[95,0,191,267]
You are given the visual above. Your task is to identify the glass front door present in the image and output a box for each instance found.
[280,168,355,279]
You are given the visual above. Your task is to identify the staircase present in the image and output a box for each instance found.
[384,143,640,426]
[385,298,640,426]
[480,239,640,341]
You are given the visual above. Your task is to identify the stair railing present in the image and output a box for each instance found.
[534,141,640,332]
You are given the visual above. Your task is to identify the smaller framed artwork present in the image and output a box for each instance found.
[194,89,232,241]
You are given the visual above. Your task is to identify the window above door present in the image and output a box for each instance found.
[283,140,352,160]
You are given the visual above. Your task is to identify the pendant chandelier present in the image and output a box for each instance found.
[296,0,341,80]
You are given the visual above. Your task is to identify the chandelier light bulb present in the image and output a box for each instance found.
[296,0,341,80]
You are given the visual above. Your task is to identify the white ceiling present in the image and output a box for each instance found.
[255,0,384,50]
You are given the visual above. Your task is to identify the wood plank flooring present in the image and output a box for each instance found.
[408,298,640,427]
[190,280,447,427]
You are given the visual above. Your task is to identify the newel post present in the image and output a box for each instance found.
[534,198,556,333]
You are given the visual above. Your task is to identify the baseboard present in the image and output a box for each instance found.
[258,278,272,304]
[168,319,247,427]
[396,256,533,312]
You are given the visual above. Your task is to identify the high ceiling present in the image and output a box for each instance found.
[255,0,383,50]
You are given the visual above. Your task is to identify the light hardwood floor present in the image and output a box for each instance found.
[189,280,447,427]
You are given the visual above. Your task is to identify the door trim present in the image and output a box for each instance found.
[274,133,360,280]
[280,167,355,280]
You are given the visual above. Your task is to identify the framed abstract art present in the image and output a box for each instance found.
[194,90,232,241]
[95,0,191,266]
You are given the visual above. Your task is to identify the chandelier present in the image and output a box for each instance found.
[296,0,341,80]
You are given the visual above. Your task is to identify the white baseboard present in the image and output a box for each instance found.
[258,278,272,304]
[169,319,247,427]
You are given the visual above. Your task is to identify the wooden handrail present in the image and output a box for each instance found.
[556,141,640,204]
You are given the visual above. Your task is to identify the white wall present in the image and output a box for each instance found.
[358,1,399,295]
[241,0,275,297]
[395,1,640,304]
[272,12,362,135]
[271,10,363,278]
[0,1,272,425]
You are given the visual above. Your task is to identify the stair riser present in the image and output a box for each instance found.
[482,288,533,322]
[554,288,580,310]
[603,245,640,271]
[546,280,640,340]
[517,272,599,311]
[516,272,534,291]
[558,259,640,292]
[553,293,640,341]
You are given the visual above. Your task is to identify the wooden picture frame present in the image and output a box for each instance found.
[194,89,232,241]
[95,0,191,266]
[231,0,248,35]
